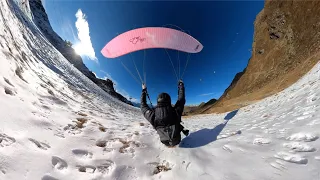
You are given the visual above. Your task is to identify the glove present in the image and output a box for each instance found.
[178,80,184,87]
[142,83,147,92]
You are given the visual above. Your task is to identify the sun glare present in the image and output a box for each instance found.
[73,43,83,56]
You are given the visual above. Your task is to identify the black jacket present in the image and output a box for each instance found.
[140,84,185,146]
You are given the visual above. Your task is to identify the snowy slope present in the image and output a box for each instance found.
[0,0,320,180]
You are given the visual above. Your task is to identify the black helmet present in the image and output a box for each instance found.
[157,93,171,106]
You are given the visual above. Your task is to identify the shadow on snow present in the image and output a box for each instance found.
[224,109,239,120]
[179,109,239,148]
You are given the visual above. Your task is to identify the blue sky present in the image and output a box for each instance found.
[43,1,264,105]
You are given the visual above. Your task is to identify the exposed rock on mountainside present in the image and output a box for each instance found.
[183,98,217,116]
[28,0,133,106]
[198,0,320,114]
[92,77,133,106]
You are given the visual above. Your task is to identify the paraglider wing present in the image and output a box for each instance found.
[101,27,203,58]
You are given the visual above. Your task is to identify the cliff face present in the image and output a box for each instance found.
[201,0,320,114]
[28,0,133,106]
[92,77,133,106]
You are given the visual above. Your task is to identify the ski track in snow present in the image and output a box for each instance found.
[0,0,320,180]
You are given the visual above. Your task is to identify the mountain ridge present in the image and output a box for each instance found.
[194,0,320,114]
[28,0,133,106]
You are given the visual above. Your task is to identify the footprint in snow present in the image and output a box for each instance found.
[63,124,82,135]
[298,114,313,120]
[283,142,316,152]
[72,149,93,159]
[103,148,115,154]
[3,77,14,87]
[51,156,68,170]
[182,161,192,171]
[77,159,114,174]
[77,112,88,117]
[41,175,58,180]
[77,165,96,173]
[307,95,317,103]
[96,140,107,148]
[269,160,287,171]
[286,133,319,142]
[54,131,65,138]
[278,128,290,134]
[274,152,308,165]
[302,110,316,115]
[4,87,16,96]
[253,138,271,145]
[112,165,137,180]
[28,138,50,150]
[0,133,16,147]
[218,130,241,139]
[147,160,173,175]
[264,128,276,134]
[118,139,142,154]
[222,145,232,153]
[272,122,281,127]
[307,119,320,126]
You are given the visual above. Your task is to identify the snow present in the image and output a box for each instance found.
[274,152,308,164]
[253,138,271,145]
[286,133,319,142]
[0,0,320,180]
[283,142,316,152]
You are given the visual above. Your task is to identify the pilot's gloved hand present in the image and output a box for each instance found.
[142,83,147,92]
[178,80,184,87]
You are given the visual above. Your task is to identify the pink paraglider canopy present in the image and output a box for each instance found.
[101,27,203,58]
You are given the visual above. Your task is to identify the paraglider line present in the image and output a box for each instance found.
[120,60,140,85]
[130,54,144,84]
[181,53,191,79]
[164,49,179,82]
[178,51,180,79]
[143,50,146,83]
[144,72,147,86]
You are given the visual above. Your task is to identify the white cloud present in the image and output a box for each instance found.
[73,9,97,62]
[198,92,216,96]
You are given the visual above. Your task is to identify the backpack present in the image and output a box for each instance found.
[153,106,182,146]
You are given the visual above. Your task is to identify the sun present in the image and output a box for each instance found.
[73,43,84,56]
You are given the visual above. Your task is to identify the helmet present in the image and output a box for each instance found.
[157,93,171,106]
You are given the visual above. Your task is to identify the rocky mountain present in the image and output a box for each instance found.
[196,0,320,114]
[183,99,217,116]
[28,0,133,106]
